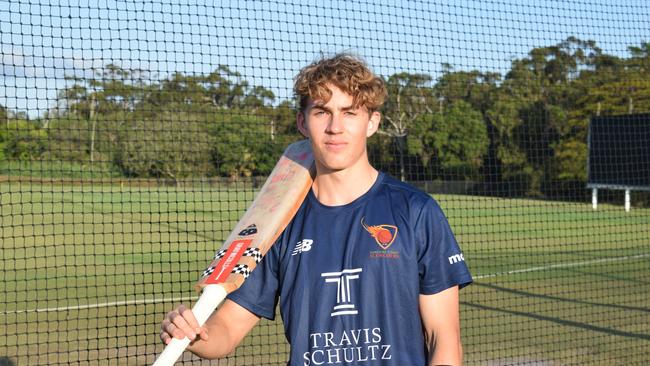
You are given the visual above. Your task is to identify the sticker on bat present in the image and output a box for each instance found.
[238,224,258,236]
[205,239,251,284]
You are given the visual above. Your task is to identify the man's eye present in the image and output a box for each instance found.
[345,111,357,116]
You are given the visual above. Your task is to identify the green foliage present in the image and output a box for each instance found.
[47,64,288,180]
[0,159,120,178]
[0,105,6,161]
[408,101,488,180]
[552,41,650,187]
[380,72,436,180]
[0,104,6,123]
[3,38,649,198]
[144,65,275,111]
[114,112,216,182]
[3,120,47,161]
[434,66,500,114]
[209,110,291,179]
[482,37,609,195]
[44,117,93,162]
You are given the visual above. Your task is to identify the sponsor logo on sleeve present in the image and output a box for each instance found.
[448,253,465,264]
[292,239,314,256]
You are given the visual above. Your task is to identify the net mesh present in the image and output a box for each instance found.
[1,1,649,365]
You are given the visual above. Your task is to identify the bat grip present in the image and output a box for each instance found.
[152,285,228,366]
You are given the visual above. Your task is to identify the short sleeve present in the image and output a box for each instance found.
[415,198,473,295]
[226,243,280,320]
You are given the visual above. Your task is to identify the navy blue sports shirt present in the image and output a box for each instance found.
[228,172,472,365]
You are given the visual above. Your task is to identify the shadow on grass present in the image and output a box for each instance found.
[563,266,650,286]
[465,283,650,341]
[0,357,15,366]
[476,282,650,313]
[60,196,223,243]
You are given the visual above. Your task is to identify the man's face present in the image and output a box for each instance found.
[297,84,380,174]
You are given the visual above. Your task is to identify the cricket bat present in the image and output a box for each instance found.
[152,140,314,365]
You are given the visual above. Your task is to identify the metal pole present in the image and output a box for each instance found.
[592,188,598,210]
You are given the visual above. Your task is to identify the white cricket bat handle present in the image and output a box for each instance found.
[152,285,228,366]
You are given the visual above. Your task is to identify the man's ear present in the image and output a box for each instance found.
[297,111,309,138]
[366,110,381,137]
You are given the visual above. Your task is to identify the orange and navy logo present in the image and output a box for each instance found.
[361,217,398,250]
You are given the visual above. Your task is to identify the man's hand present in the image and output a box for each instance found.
[159,299,260,360]
[160,304,210,346]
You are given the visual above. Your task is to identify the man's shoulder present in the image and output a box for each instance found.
[376,173,448,222]
[378,172,436,204]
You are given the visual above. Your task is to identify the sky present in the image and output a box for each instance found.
[1,0,649,118]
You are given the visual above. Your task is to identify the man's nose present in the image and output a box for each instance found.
[326,113,343,133]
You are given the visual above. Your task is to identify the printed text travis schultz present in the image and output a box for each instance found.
[303,327,392,365]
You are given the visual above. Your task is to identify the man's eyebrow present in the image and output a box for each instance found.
[310,104,329,111]
[309,104,358,112]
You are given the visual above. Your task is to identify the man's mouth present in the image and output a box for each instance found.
[325,141,347,150]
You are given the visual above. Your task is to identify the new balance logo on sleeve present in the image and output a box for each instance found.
[292,239,314,256]
[448,253,465,264]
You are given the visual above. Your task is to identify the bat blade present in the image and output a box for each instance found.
[152,140,314,365]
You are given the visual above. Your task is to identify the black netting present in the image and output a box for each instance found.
[1,1,649,365]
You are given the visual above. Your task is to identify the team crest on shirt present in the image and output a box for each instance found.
[361,217,397,250]
[361,217,400,260]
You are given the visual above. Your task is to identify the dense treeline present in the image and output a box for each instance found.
[1,38,649,198]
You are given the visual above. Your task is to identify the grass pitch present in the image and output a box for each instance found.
[1,182,649,365]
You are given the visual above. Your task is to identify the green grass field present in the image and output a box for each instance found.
[1,182,649,365]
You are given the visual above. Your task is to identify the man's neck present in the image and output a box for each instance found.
[311,164,379,207]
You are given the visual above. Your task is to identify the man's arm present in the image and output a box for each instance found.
[160,299,260,360]
[419,286,463,366]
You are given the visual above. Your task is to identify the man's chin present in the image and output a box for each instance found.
[316,162,348,174]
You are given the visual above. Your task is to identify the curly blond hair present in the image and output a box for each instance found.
[294,53,387,112]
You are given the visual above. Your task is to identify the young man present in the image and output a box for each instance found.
[160,53,472,365]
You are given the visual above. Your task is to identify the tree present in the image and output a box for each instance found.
[146,65,275,111]
[380,72,436,181]
[0,104,7,124]
[485,37,602,195]
[44,117,93,162]
[0,104,8,161]
[58,64,147,118]
[410,101,488,180]
[115,111,215,183]
[209,109,288,179]
[434,65,500,114]
[266,100,302,144]
[3,119,46,161]
[553,42,650,186]
[50,63,282,179]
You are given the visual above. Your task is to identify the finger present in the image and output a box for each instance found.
[170,308,196,340]
[165,321,187,341]
[161,317,172,332]
[198,325,210,341]
[161,319,180,339]
[178,305,202,336]
[160,330,171,345]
